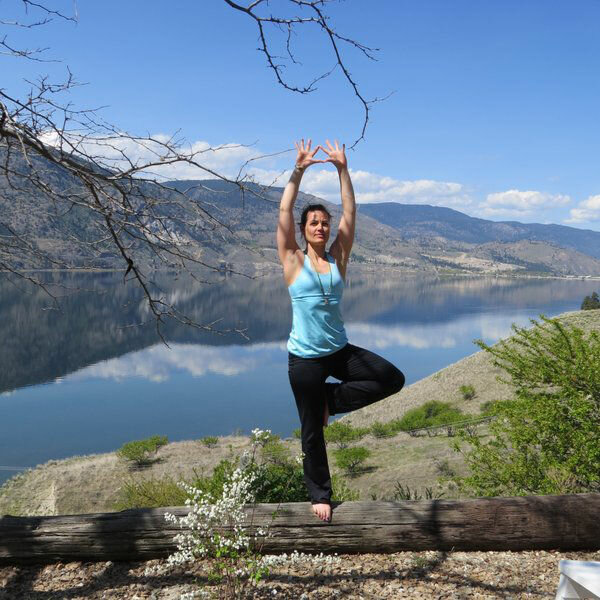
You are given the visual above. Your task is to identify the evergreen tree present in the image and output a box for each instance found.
[581,291,600,310]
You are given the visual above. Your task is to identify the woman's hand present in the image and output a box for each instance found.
[322,139,347,171]
[295,139,323,170]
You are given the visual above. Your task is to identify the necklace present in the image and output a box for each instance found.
[306,251,333,304]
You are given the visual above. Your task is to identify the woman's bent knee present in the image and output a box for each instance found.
[389,367,405,395]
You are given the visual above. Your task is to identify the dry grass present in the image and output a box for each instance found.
[0,437,258,516]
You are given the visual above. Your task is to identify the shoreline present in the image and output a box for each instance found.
[3,266,600,280]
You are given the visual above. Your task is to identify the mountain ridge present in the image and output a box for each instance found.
[357,201,600,259]
[1,140,599,276]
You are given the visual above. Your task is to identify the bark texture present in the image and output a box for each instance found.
[1,494,599,565]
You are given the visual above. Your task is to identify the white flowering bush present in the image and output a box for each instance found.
[164,428,341,599]
[164,429,269,597]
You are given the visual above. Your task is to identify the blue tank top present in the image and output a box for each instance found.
[287,252,348,358]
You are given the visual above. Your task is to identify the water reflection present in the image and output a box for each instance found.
[67,342,286,383]
[1,270,597,394]
[62,313,534,386]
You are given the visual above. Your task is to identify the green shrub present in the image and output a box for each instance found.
[114,475,187,510]
[370,421,396,438]
[251,437,309,502]
[456,316,600,496]
[459,384,476,401]
[115,446,309,509]
[396,401,464,432]
[240,438,309,502]
[116,435,168,467]
[479,399,501,415]
[195,444,310,503]
[251,462,308,503]
[331,473,360,501]
[293,428,302,440]
[260,438,290,466]
[194,459,237,502]
[387,418,405,434]
[581,291,600,310]
[333,446,371,477]
[200,436,218,448]
[324,421,367,448]
[393,482,444,501]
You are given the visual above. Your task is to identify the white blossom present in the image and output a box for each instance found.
[251,428,273,446]
[162,425,337,598]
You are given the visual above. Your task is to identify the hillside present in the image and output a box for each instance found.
[0,146,429,273]
[2,309,598,517]
[359,202,600,258]
[2,141,600,275]
[358,202,600,275]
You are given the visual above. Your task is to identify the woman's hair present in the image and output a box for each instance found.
[299,203,331,235]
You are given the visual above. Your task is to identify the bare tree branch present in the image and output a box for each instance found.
[1,0,380,338]
[223,0,382,147]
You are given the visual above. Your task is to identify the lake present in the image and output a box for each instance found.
[1,270,598,484]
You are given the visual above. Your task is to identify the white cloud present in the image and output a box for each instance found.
[40,131,270,181]
[41,131,588,225]
[66,342,284,383]
[478,313,534,341]
[346,322,456,349]
[37,132,470,210]
[255,167,471,208]
[565,194,600,224]
[346,311,536,351]
[480,189,571,217]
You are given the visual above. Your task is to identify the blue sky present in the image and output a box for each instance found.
[4,0,600,229]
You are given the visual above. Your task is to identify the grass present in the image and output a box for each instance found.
[0,428,469,516]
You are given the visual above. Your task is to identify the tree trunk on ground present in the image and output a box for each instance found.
[1,494,599,564]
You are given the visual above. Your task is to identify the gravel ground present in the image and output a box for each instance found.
[2,550,599,599]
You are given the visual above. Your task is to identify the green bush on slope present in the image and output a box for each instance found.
[116,435,168,467]
[455,316,600,496]
[581,291,600,310]
[396,401,464,432]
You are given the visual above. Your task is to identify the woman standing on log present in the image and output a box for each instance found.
[277,139,405,523]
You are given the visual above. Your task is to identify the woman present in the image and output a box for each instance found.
[277,139,405,523]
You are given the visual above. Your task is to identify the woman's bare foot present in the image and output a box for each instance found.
[312,503,332,522]
[323,400,329,428]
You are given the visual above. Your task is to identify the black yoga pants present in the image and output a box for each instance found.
[288,343,405,505]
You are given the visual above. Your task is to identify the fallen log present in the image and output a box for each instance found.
[1,493,599,564]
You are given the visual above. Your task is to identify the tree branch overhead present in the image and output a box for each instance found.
[1,0,381,335]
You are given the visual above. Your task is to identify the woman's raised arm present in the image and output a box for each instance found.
[324,140,355,277]
[277,140,322,268]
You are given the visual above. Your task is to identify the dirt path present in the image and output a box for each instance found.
[2,550,598,599]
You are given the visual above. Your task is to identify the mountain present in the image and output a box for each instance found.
[1,140,600,276]
[160,181,600,275]
[358,202,600,259]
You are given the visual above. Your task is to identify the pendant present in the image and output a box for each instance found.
[323,298,329,305]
